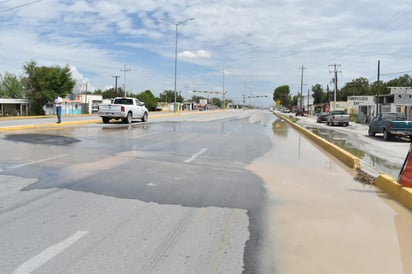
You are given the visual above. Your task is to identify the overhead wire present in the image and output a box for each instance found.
[322,2,412,62]
[0,0,42,13]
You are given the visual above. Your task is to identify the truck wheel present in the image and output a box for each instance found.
[383,129,391,141]
[102,117,109,124]
[368,127,375,137]
[123,112,132,124]
[142,112,148,122]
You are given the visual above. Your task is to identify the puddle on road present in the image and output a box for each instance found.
[307,127,402,178]
[5,133,80,146]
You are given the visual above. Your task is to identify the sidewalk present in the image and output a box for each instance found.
[0,114,101,131]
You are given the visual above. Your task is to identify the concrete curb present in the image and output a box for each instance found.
[375,174,412,210]
[275,112,412,211]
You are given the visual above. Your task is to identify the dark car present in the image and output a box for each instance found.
[317,112,329,123]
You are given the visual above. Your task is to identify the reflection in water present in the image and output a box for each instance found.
[309,127,402,178]
[272,119,288,138]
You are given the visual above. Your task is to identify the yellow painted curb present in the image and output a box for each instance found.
[375,174,412,210]
[0,119,101,131]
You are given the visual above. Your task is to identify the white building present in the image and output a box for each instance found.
[0,98,30,116]
[377,87,412,119]
[43,94,104,115]
[347,96,376,124]
[297,94,314,114]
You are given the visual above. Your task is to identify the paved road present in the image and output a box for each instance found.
[1,110,411,274]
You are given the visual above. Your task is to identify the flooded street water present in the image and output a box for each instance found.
[308,126,404,178]
[1,111,411,274]
[248,117,412,274]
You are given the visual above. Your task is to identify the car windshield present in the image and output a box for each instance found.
[114,99,133,105]
[382,113,406,120]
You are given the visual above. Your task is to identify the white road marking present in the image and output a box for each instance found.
[184,148,208,163]
[6,155,67,170]
[223,131,232,137]
[12,230,88,274]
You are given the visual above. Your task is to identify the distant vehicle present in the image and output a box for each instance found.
[327,110,350,126]
[316,112,330,123]
[295,110,307,116]
[98,97,148,124]
[368,112,412,141]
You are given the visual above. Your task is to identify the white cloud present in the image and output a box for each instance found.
[179,50,211,59]
[0,0,411,102]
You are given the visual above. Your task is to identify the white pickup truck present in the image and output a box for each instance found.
[326,110,350,126]
[98,97,148,124]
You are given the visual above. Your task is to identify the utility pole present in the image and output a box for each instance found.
[329,64,341,111]
[120,64,131,97]
[299,65,306,112]
[222,69,225,110]
[85,82,88,114]
[112,75,120,96]
[376,60,380,115]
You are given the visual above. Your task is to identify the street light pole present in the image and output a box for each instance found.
[160,17,195,112]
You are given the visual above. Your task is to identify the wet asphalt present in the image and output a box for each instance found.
[0,112,273,273]
[2,111,411,273]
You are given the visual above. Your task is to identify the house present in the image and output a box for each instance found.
[347,96,376,124]
[0,98,30,117]
[43,93,104,115]
[376,87,412,119]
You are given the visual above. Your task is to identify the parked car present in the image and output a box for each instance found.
[98,97,148,124]
[327,110,350,126]
[368,112,412,141]
[316,112,330,123]
[295,110,307,116]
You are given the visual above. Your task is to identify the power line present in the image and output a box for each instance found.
[380,70,412,76]
[0,0,42,13]
[324,3,412,61]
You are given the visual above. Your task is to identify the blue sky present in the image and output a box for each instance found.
[1,0,412,106]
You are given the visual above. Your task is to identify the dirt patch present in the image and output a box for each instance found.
[354,168,376,184]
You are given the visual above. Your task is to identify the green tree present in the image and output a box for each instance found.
[291,94,299,106]
[341,77,371,100]
[210,97,222,108]
[370,80,388,96]
[159,90,184,103]
[191,95,206,103]
[160,90,174,103]
[22,61,76,115]
[0,72,24,98]
[311,84,324,104]
[386,74,412,87]
[93,89,103,95]
[137,90,158,111]
[273,85,291,107]
[101,87,118,99]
